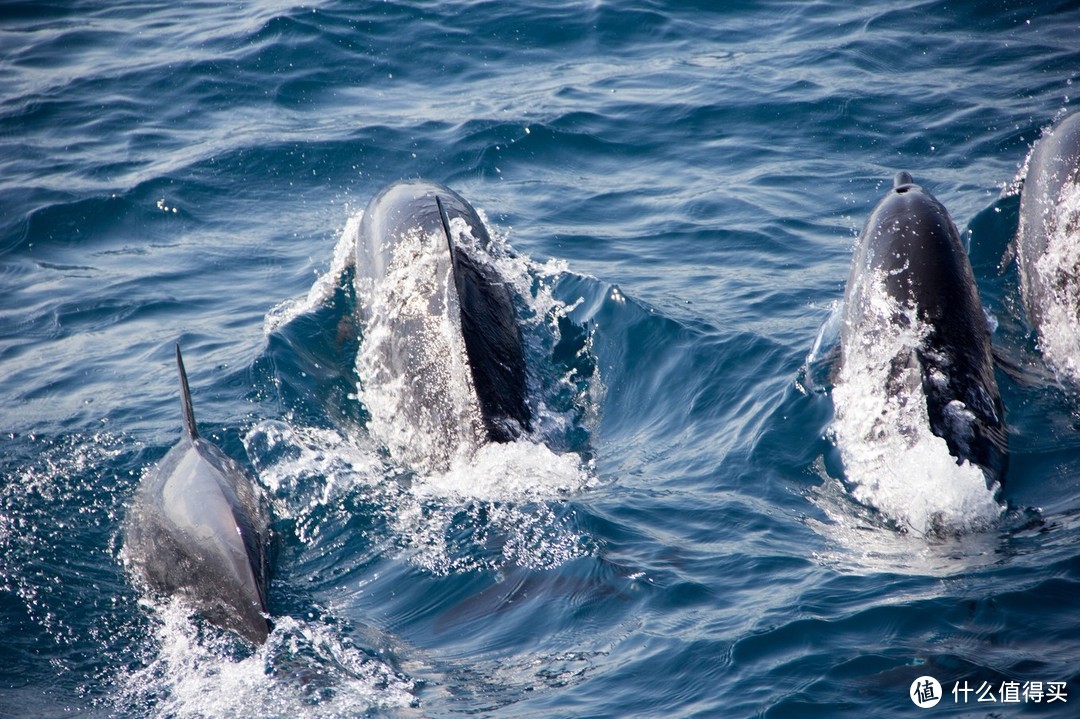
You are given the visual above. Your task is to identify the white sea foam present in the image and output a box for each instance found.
[389,441,593,575]
[805,470,1004,578]
[412,438,588,503]
[831,272,1003,535]
[245,418,593,576]
[116,598,416,718]
[354,217,486,475]
[1030,178,1080,382]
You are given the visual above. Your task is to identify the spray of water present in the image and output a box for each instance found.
[114,599,416,718]
[1028,178,1080,382]
[831,271,1003,535]
[354,216,487,475]
[263,213,361,335]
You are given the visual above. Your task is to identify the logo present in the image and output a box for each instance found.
[911,676,943,708]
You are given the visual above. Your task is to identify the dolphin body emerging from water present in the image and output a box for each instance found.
[1017,111,1080,339]
[841,172,1008,487]
[354,180,531,469]
[124,346,271,644]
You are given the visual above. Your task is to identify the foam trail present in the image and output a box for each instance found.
[115,599,416,718]
[831,273,1003,535]
[245,417,593,577]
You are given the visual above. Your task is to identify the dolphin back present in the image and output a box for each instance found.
[1018,112,1080,333]
[124,347,271,644]
[843,173,1008,485]
[435,193,532,441]
[355,180,531,451]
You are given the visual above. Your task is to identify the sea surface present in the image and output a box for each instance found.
[2,1,1080,717]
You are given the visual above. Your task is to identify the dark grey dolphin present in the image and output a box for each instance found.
[1017,111,1080,337]
[124,346,271,644]
[841,172,1008,486]
[354,180,531,456]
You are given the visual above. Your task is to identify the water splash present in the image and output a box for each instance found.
[0,433,135,645]
[354,216,487,475]
[243,420,383,544]
[1029,179,1080,382]
[831,273,1003,535]
[393,439,594,574]
[263,213,361,336]
[245,419,594,577]
[805,470,1008,577]
[113,599,417,718]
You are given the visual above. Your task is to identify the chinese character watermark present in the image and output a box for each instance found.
[912,677,1068,708]
[910,676,942,708]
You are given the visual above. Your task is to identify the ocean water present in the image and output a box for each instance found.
[2,1,1080,716]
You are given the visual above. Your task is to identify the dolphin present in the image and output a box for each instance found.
[124,345,271,644]
[354,180,531,470]
[840,171,1008,487]
[1017,111,1080,357]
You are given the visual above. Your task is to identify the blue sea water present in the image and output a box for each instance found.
[3,0,1080,716]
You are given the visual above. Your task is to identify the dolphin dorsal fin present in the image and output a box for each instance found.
[175,344,199,440]
[436,195,459,273]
